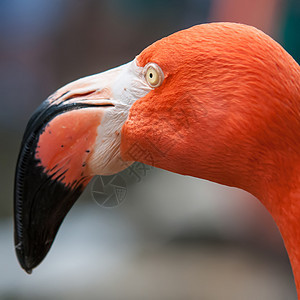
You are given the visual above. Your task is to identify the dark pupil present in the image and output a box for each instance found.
[149,73,153,78]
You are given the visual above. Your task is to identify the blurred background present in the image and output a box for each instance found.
[1,0,300,299]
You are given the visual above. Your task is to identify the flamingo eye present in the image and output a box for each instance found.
[145,63,164,88]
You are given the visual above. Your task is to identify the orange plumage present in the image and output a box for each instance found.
[122,23,300,294]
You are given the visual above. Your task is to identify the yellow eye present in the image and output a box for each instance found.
[145,63,164,88]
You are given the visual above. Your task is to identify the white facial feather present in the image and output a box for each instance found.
[89,59,152,175]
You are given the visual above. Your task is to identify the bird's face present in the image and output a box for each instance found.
[15,23,299,273]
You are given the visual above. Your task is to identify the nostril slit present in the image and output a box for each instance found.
[64,91,95,101]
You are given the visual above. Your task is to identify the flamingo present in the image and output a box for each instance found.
[14,23,300,296]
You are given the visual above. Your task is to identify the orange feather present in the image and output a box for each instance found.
[121,23,300,295]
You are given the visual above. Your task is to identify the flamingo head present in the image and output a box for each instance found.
[14,23,300,273]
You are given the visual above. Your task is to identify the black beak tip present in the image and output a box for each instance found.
[14,99,88,272]
[15,243,35,274]
[15,243,51,274]
[22,261,33,274]
[15,255,32,275]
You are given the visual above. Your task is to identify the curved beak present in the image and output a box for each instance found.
[14,67,122,273]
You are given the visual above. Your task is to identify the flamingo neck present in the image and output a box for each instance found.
[260,173,300,297]
[121,120,300,296]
